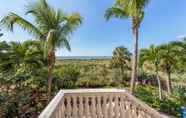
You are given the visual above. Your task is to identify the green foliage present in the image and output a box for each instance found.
[140,45,160,72]
[54,65,80,89]
[0,41,185,117]
[158,44,179,74]
[159,97,181,118]
[1,0,82,43]
[135,85,182,117]
[76,75,112,88]
[105,0,150,23]
[110,46,131,69]
[1,0,82,101]
[1,39,186,118]
[135,86,160,108]
[173,87,186,106]
[110,46,131,82]
[0,40,48,117]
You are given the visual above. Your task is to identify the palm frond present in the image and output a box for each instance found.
[26,0,62,34]
[57,35,71,51]
[1,12,42,38]
[106,0,150,23]
[62,13,82,35]
[105,7,128,20]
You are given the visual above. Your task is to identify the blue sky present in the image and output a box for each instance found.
[0,0,186,56]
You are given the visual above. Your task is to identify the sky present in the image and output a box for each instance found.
[0,0,186,56]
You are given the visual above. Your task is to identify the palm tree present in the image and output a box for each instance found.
[105,0,150,93]
[158,44,179,94]
[1,0,82,100]
[111,46,131,76]
[171,38,186,70]
[0,40,44,82]
[140,45,162,99]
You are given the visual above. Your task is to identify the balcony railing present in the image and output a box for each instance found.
[39,89,169,118]
[172,82,186,90]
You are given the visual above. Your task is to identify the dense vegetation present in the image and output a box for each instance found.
[0,0,186,118]
[1,0,82,101]
[0,40,186,117]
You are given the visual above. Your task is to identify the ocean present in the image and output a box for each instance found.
[57,56,112,60]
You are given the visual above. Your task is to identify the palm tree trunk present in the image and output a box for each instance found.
[156,72,162,100]
[47,50,55,102]
[130,28,139,94]
[48,64,53,101]
[166,71,172,94]
[120,66,124,76]
[120,66,125,82]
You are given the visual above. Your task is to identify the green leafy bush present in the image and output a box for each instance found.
[135,85,182,117]
[159,97,181,117]
[135,85,161,109]
[54,65,80,89]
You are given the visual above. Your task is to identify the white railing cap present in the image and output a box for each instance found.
[61,88,127,94]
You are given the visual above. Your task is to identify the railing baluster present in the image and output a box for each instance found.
[131,105,138,118]
[53,112,56,118]
[114,95,120,118]
[108,95,113,118]
[119,95,124,118]
[121,96,127,118]
[91,96,97,118]
[79,96,84,118]
[66,96,72,118]
[103,95,107,118]
[57,104,61,118]
[72,96,78,118]
[138,110,145,118]
[97,96,102,118]
[85,96,91,118]
[61,100,65,118]
[64,98,67,117]
[126,101,132,118]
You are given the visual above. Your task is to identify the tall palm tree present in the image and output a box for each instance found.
[111,46,131,76]
[105,0,150,93]
[140,45,162,99]
[158,44,179,94]
[1,0,82,100]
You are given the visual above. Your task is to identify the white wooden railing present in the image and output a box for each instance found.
[172,82,186,90]
[39,89,169,118]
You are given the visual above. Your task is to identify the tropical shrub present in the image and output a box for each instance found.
[135,85,182,117]
[54,65,80,89]
[159,97,181,117]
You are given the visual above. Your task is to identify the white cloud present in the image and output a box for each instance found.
[176,34,186,39]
